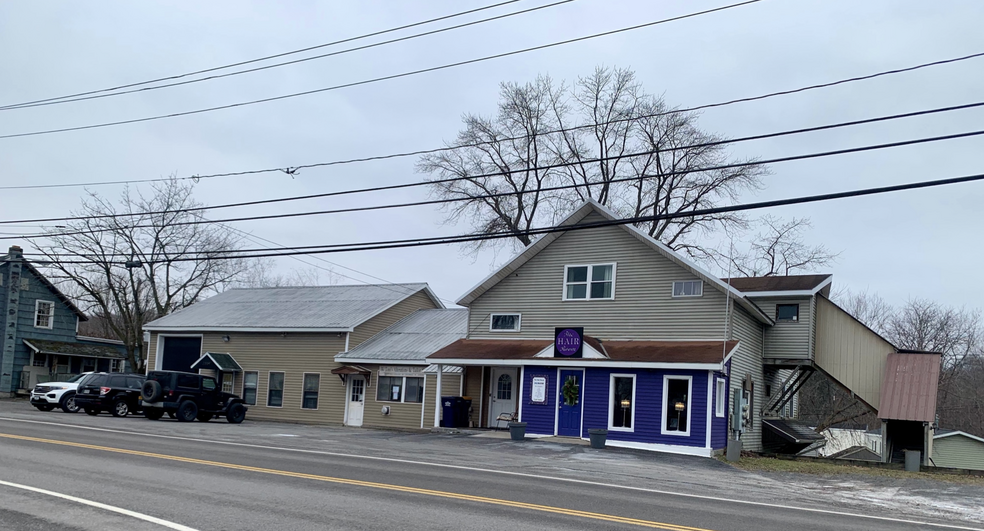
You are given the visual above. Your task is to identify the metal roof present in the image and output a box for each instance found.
[336,309,467,362]
[877,352,941,422]
[144,283,437,331]
[762,418,826,444]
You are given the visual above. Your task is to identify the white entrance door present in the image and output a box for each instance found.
[488,368,518,425]
[347,376,365,427]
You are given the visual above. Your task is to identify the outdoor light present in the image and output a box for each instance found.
[222,335,230,342]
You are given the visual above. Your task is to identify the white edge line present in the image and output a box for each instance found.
[0,416,981,531]
[0,478,199,531]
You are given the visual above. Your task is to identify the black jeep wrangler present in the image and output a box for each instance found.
[141,370,247,423]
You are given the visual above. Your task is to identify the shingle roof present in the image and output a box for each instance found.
[23,338,126,359]
[428,338,737,364]
[144,283,437,331]
[336,309,467,362]
[725,274,832,293]
[878,352,941,422]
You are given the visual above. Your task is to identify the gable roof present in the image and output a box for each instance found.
[455,200,773,324]
[725,274,832,296]
[335,309,467,363]
[144,283,442,332]
[935,429,984,444]
[2,258,87,321]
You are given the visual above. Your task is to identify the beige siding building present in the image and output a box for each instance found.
[933,430,984,471]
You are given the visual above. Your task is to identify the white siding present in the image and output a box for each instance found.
[752,297,813,360]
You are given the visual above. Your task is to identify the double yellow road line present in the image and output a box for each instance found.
[0,432,715,530]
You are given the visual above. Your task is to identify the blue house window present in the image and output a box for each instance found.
[35,300,54,329]
[609,375,635,431]
[662,376,692,436]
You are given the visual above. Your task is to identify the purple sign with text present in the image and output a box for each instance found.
[554,327,584,358]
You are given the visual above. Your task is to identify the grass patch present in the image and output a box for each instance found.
[722,455,984,485]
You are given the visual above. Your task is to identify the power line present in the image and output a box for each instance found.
[17,127,984,244]
[0,0,763,140]
[4,48,982,191]
[5,99,984,226]
[0,0,574,111]
[0,0,523,110]
[27,171,984,266]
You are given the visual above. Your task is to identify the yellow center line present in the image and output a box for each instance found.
[0,432,716,531]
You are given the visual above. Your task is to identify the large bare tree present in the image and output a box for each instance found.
[719,216,838,277]
[418,67,770,260]
[30,179,254,373]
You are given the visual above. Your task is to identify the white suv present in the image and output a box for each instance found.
[30,372,92,413]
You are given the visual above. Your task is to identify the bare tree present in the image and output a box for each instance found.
[30,179,254,373]
[831,288,892,335]
[418,66,770,260]
[233,260,337,288]
[720,216,838,277]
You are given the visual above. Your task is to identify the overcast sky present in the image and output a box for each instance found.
[2,0,983,310]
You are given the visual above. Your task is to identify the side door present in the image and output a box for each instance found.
[346,376,365,427]
[557,369,583,437]
[488,368,518,425]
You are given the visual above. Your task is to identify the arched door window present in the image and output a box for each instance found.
[496,374,512,400]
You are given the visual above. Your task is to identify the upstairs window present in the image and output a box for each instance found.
[490,313,521,332]
[672,280,703,298]
[776,304,799,322]
[564,264,615,300]
[35,300,54,329]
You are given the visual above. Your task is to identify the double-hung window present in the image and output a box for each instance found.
[243,372,258,405]
[35,300,54,329]
[302,373,320,409]
[376,376,424,403]
[672,280,703,298]
[609,374,635,431]
[662,375,693,436]
[267,372,284,407]
[564,264,615,300]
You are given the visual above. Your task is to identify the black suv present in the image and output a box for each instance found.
[74,373,146,417]
[141,370,247,423]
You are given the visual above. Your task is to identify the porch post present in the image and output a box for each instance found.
[434,364,443,428]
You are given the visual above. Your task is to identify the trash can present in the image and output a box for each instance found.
[440,397,456,428]
[588,429,607,449]
[456,398,472,428]
[904,449,921,472]
[508,422,527,441]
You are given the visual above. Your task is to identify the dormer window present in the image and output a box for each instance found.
[777,304,799,322]
[563,264,615,300]
[35,300,54,329]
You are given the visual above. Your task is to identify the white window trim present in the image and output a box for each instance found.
[776,304,800,322]
[242,371,259,406]
[607,373,636,432]
[671,280,703,298]
[301,372,321,410]
[661,375,693,437]
[489,313,522,333]
[374,375,424,404]
[266,371,285,408]
[562,263,617,301]
[34,300,55,329]
[715,378,727,418]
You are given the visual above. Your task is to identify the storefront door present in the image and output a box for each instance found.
[347,376,365,427]
[488,367,517,425]
[557,369,583,437]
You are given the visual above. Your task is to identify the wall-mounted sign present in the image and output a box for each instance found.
[554,327,584,358]
[531,377,547,403]
[379,366,425,377]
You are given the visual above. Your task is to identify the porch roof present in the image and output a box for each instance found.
[23,338,126,360]
[190,352,243,372]
[427,338,738,366]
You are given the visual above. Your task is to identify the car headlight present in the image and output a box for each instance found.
[48,386,65,391]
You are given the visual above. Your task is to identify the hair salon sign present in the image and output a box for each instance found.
[554,327,584,358]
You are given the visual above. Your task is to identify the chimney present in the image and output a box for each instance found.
[7,246,22,261]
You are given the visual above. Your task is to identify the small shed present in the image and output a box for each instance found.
[933,430,984,471]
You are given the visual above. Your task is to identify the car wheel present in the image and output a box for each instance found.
[226,403,246,424]
[60,392,80,414]
[142,380,163,402]
[35,404,55,412]
[176,400,198,422]
[144,408,164,420]
[112,399,129,417]
[84,408,99,416]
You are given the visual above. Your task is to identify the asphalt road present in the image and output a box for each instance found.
[0,408,980,531]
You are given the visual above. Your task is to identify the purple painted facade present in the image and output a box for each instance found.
[521,367,557,435]
[711,369,729,450]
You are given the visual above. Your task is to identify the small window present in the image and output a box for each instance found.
[404,377,424,403]
[109,375,127,387]
[267,372,284,407]
[672,280,703,298]
[376,376,423,403]
[221,373,234,393]
[777,304,799,322]
[490,313,521,332]
[496,373,513,400]
[82,358,96,372]
[243,372,258,405]
[610,375,635,431]
[715,378,726,418]
[302,373,320,409]
[32,354,47,367]
[663,376,692,436]
[34,300,54,329]
[127,376,144,389]
[564,264,615,300]
[110,359,124,373]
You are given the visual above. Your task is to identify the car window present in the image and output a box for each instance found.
[176,374,199,389]
[202,377,217,391]
[109,375,127,387]
[67,373,87,383]
[85,374,107,387]
[126,376,144,389]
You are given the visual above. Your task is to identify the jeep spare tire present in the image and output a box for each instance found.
[176,400,198,422]
[142,380,163,402]
[226,402,246,424]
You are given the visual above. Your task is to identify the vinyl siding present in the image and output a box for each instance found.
[462,366,484,427]
[730,304,766,452]
[347,290,440,347]
[711,371,729,450]
[521,367,558,435]
[752,297,812,359]
[422,372,464,428]
[932,435,984,471]
[814,296,894,410]
[361,364,428,430]
[467,213,729,340]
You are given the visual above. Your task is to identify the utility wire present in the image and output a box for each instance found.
[17,127,984,244]
[0,0,523,110]
[0,0,763,140]
[3,48,982,191]
[5,99,984,226]
[0,1,574,111]
[26,171,984,266]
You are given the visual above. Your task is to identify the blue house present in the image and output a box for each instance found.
[1,246,127,396]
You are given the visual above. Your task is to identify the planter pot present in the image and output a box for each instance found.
[588,429,608,449]
[508,422,527,441]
